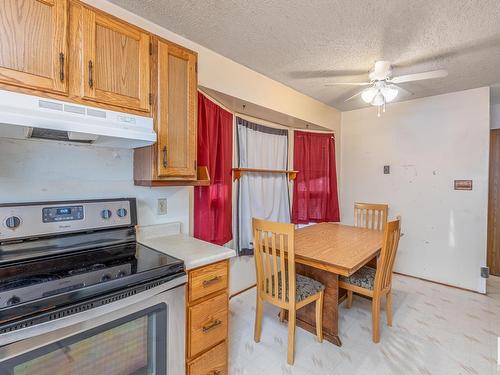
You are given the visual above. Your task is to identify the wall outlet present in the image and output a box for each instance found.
[157,198,168,215]
[384,165,390,174]
[481,266,489,278]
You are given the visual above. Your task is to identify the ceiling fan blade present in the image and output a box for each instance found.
[324,82,371,86]
[289,69,367,79]
[390,69,448,83]
[344,90,365,102]
[387,83,414,96]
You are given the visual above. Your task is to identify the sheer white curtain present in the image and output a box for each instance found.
[236,117,290,255]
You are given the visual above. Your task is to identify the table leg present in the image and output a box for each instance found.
[294,263,342,346]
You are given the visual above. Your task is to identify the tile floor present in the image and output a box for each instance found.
[229,275,500,375]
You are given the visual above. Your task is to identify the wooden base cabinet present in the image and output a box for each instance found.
[186,260,229,375]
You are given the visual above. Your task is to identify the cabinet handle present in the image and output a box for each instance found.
[162,146,167,168]
[209,371,221,375]
[202,319,222,333]
[59,53,65,81]
[202,276,221,287]
[88,60,94,88]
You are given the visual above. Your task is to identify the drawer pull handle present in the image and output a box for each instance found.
[59,52,65,81]
[202,319,222,333]
[209,371,221,375]
[162,146,168,168]
[88,60,94,88]
[203,276,221,287]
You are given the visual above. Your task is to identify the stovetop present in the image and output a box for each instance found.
[0,241,184,324]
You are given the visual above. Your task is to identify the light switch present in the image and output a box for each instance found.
[384,165,390,174]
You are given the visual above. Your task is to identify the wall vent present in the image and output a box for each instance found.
[30,128,93,144]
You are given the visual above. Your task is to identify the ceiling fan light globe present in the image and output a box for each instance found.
[371,92,385,106]
[361,87,378,103]
[380,86,398,102]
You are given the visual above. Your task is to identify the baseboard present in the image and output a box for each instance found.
[393,271,482,294]
[230,284,256,299]
[228,274,483,301]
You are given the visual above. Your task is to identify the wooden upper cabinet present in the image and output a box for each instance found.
[80,7,150,112]
[0,0,68,93]
[156,39,197,178]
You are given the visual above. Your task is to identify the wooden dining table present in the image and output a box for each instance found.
[291,222,383,346]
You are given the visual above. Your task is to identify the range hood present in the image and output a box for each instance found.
[0,90,156,149]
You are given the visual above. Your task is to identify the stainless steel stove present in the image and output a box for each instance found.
[0,198,186,374]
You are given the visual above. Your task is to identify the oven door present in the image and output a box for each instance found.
[0,275,186,375]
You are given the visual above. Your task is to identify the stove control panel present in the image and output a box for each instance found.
[0,199,135,241]
[43,205,84,223]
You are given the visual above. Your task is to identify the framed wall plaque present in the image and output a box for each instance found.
[454,180,473,190]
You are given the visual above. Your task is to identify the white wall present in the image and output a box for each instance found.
[491,103,500,129]
[0,139,191,231]
[340,87,490,293]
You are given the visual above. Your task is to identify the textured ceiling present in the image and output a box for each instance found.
[110,0,500,111]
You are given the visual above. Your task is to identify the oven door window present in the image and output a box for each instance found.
[1,304,167,375]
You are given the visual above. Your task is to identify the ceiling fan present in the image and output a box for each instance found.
[325,61,448,115]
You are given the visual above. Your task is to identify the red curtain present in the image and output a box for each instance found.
[194,93,233,245]
[292,131,340,224]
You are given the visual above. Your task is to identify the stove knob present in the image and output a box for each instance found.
[116,208,127,218]
[7,295,21,306]
[5,216,21,229]
[100,209,112,220]
[101,274,112,282]
[116,270,126,278]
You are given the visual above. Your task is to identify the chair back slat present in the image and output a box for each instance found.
[374,217,401,293]
[279,233,287,304]
[253,218,295,307]
[271,233,279,302]
[263,232,272,292]
[354,203,388,231]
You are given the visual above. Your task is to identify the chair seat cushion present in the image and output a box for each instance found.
[339,266,376,290]
[268,273,325,302]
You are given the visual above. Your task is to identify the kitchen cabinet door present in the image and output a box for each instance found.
[0,0,68,94]
[81,8,150,112]
[156,40,197,178]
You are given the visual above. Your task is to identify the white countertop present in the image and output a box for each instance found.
[136,222,236,270]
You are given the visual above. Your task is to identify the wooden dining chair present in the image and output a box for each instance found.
[354,202,389,231]
[339,217,401,343]
[252,218,325,365]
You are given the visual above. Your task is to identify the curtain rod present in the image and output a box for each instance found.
[198,89,335,134]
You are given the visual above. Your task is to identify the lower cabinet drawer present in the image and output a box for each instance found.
[188,292,228,358]
[188,341,227,375]
[189,261,228,302]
